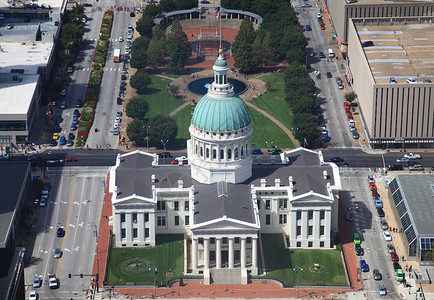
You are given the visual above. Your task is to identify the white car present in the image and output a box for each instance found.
[406,78,416,83]
[33,276,41,288]
[29,290,38,300]
[383,231,392,241]
[403,153,421,159]
[396,158,409,163]
[119,36,124,42]
[67,67,73,73]
[115,117,121,123]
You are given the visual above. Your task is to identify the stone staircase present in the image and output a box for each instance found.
[209,268,242,284]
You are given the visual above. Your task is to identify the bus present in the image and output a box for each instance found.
[113,49,120,62]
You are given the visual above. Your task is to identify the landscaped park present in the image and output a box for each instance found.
[106,234,347,287]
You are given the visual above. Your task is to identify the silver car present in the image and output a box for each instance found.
[54,248,61,258]
[33,276,41,288]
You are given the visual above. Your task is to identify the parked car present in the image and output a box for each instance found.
[369,182,377,191]
[353,233,361,244]
[379,284,387,296]
[377,208,385,217]
[382,231,392,241]
[171,158,188,165]
[360,260,369,272]
[387,244,396,253]
[52,133,59,140]
[393,262,401,271]
[368,175,375,183]
[59,136,66,145]
[352,132,359,139]
[326,72,332,78]
[60,89,67,96]
[252,149,263,155]
[60,101,67,109]
[346,211,353,221]
[388,164,403,171]
[319,52,325,58]
[268,148,282,155]
[76,100,83,108]
[380,220,388,230]
[375,200,383,208]
[404,153,421,159]
[306,24,311,31]
[390,252,399,261]
[329,157,344,163]
[29,290,38,300]
[302,3,312,7]
[373,269,382,280]
[355,244,363,256]
[66,139,73,146]
[396,269,404,281]
[68,133,75,140]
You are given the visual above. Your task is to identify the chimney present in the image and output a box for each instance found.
[275,178,281,187]
[151,174,156,183]
[323,170,328,180]
[260,179,266,187]
[178,180,183,188]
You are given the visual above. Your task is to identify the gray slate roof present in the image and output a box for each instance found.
[396,174,434,236]
[115,149,335,224]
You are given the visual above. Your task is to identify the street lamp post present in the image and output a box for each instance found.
[149,267,158,298]
[146,125,150,148]
[293,267,303,298]
[160,139,169,151]
[87,222,98,253]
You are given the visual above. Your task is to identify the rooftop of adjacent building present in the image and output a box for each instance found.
[354,22,434,84]
[0,0,63,10]
[345,0,434,5]
[395,174,434,236]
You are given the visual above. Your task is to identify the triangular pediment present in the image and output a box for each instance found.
[192,216,259,232]
[113,195,155,207]
[290,192,333,204]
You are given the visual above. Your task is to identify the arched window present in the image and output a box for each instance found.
[234,148,238,159]
[213,149,217,159]
[227,149,232,160]
[215,74,218,83]
[241,146,244,157]
[220,149,224,160]
[200,147,203,157]
[206,148,209,158]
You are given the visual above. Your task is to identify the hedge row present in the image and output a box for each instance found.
[76,10,114,147]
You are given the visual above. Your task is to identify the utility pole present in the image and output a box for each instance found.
[293,267,303,298]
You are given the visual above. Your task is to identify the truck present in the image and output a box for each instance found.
[113,49,120,63]
[403,153,421,159]
[48,274,58,289]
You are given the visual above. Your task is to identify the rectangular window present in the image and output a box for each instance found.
[256,199,260,210]
[210,238,215,244]
[279,214,287,224]
[297,242,301,247]
[320,210,325,220]
[174,216,179,226]
[121,228,126,239]
[320,226,325,236]
[120,213,125,223]
[145,228,149,238]
[133,228,138,238]
[308,241,313,248]
[145,213,149,222]
[235,237,240,244]
[132,213,137,223]
[265,200,271,209]
[222,237,228,244]
[185,215,189,225]
[157,201,166,211]
[279,199,287,209]
[265,214,271,225]
[308,210,313,220]
[247,237,251,244]
[297,226,301,236]
[185,201,189,211]
[296,211,302,220]
[174,201,179,211]
[320,241,325,248]
[157,216,166,226]
[308,226,313,236]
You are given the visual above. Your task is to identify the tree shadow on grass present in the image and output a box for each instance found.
[136,87,161,96]
[166,137,188,150]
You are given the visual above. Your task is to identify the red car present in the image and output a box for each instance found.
[171,159,188,165]
[369,183,377,191]
[372,192,380,199]
[390,252,399,261]
[64,157,77,162]
[320,24,325,30]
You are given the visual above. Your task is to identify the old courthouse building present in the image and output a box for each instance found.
[109,52,342,283]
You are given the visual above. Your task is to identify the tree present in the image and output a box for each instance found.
[143,4,162,17]
[146,25,166,68]
[345,91,357,102]
[126,119,146,144]
[168,84,180,97]
[284,64,316,106]
[159,0,176,12]
[136,14,155,38]
[148,115,178,148]
[130,71,152,95]
[232,18,259,73]
[285,48,306,65]
[175,0,198,10]
[261,31,278,67]
[126,96,149,119]
[131,36,150,70]
[293,114,319,145]
[167,20,191,72]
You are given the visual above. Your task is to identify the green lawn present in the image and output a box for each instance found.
[249,107,294,149]
[135,75,185,119]
[260,234,347,287]
[106,234,184,285]
[250,73,294,133]
[170,104,194,149]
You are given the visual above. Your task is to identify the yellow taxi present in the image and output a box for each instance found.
[52,133,59,140]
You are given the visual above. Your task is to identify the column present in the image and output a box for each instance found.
[149,212,156,246]
[216,238,222,269]
[325,210,332,246]
[228,238,234,268]
[192,238,198,271]
[115,213,122,245]
[252,238,257,268]
[138,212,144,243]
[241,237,246,268]
[204,238,210,269]
[125,212,132,243]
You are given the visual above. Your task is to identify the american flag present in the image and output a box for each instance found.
[214,7,220,18]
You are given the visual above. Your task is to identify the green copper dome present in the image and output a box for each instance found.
[214,58,228,67]
[192,94,251,132]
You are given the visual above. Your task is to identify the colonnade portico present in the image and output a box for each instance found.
[190,235,258,275]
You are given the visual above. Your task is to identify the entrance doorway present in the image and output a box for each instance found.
[222,250,228,267]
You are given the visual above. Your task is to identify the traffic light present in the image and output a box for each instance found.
[80,274,83,278]
[69,273,71,278]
